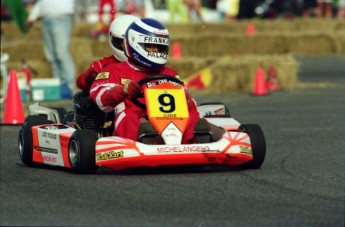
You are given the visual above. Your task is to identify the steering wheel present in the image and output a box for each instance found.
[131,74,184,109]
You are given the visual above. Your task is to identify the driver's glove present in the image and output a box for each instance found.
[85,69,99,87]
[124,80,142,97]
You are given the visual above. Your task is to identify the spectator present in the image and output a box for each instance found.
[116,0,146,17]
[216,0,240,21]
[303,0,318,18]
[237,0,258,19]
[184,0,204,22]
[337,0,345,19]
[316,0,333,18]
[26,0,76,98]
[167,0,189,23]
[88,0,115,40]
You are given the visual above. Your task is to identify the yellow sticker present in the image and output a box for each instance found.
[121,78,130,85]
[146,88,188,118]
[95,72,110,80]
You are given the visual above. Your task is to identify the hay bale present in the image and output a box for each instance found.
[286,32,337,54]
[252,19,297,33]
[198,34,240,56]
[3,37,94,78]
[166,57,217,79]
[170,36,199,57]
[333,32,345,54]
[76,57,96,77]
[199,33,289,56]
[1,21,42,41]
[2,40,45,62]
[295,19,337,33]
[210,56,246,93]
[70,37,94,62]
[72,22,94,37]
[166,23,200,36]
[335,20,345,33]
[167,19,342,36]
[1,21,95,40]
[178,32,342,56]
[91,39,112,57]
[209,55,298,93]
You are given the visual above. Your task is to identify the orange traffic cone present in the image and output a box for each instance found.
[171,42,182,59]
[246,22,256,36]
[2,70,25,124]
[253,68,268,96]
[266,66,280,91]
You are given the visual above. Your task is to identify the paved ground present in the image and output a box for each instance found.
[1,56,344,226]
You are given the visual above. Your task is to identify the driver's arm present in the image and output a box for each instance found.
[90,70,142,112]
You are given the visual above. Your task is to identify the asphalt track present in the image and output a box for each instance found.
[1,56,344,226]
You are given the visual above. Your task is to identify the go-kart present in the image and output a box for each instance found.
[18,75,266,173]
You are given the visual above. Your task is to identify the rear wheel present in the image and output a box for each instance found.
[68,129,98,174]
[18,116,53,166]
[239,124,266,169]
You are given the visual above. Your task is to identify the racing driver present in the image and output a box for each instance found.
[89,18,202,144]
[73,14,139,129]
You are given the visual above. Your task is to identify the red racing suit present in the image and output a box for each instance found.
[76,55,119,91]
[89,61,200,144]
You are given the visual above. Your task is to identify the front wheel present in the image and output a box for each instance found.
[68,129,98,174]
[18,116,53,166]
[239,124,266,169]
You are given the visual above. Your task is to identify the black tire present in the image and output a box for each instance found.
[68,129,98,174]
[238,124,266,169]
[18,117,53,166]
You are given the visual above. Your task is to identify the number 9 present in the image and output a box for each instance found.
[158,94,175,113]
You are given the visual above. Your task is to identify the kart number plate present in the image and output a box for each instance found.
[145,82,189,134]
[146,89,188,118]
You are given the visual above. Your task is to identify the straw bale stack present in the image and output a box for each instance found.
[196,33,288,56]
[2,40,45,62]
[209,55,298,93]
[333,32,345,54]
[166,57,217,78]
[1,19,341,93]
[167,18,344,37]
[171,32,343,56]
[294,19,338,32]
[285,32,339,54]
[1,22,42,41]
[91,39,112,57]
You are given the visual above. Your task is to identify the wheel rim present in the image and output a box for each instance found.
[18,132,24,158]
[69,140,79,165]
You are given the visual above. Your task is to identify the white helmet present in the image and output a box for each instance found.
[109,14,139,62]
[124,18,170,71]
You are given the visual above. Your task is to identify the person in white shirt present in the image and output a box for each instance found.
[26,0,76,98]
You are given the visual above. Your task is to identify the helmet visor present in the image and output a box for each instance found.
[111,36,124,51]
[140,43,169,55]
